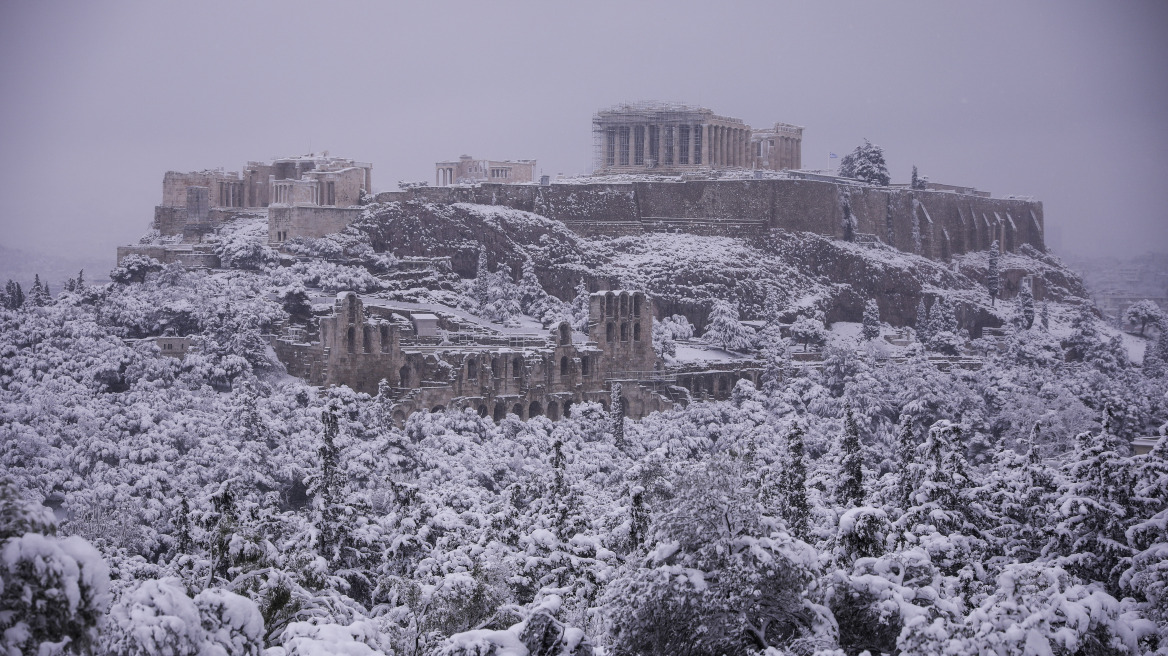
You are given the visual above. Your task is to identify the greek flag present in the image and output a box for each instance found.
[829,152,838,159]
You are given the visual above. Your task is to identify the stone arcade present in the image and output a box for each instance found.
[274,290,761,425]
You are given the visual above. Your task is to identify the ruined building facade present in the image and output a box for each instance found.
[592,102,802,174]
[275,290,685,424]
[149,153,371,241]
[435,155,536,186]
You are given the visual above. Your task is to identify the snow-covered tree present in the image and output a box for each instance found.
[1040,300,1050,331]
[1125,299,1164,336]
[987,240,1001,306]
[703,299,752,352]
[778,423,811,539]
[911,164,928,190]
[610,383,625,448]
[915,298,931,343]
[652,320,676,360]
[3,279,23,309]
[473,249,489,306]
[569,278,590,333]
[861,299,881,340]
[790,315,827,352]
[0,480,110,656]
[835,406,865,507]
[1017,276,1035,329]
[837,139,890,186]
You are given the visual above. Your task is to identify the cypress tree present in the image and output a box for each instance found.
[629,486,649,551]
[610,383,625,448]
[836,406,865,507]
[778,422,810,538]
[1019,277,1035,329]
[310,402,343,562]
[895,416,918,509]
[474,249,489,306]
[862,299,881,340]
[987,240,1001,306]
[915,298,931,343]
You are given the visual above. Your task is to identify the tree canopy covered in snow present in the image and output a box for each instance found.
[3,209,1168,655]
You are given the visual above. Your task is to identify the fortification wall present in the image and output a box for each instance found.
[116,245,220,268]
[368,178,1043,258]
[269,206,363,242]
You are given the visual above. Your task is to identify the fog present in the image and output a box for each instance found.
[1,0,1165,267]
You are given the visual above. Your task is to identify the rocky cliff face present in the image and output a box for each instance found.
[346,200,1087,335]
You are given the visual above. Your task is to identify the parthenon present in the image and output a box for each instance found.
[592,101,802,173]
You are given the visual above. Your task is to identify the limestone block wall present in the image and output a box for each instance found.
[116,245,220,268]
[154,206,187,236]
[269,206,363,242]
[325,179,1042,261]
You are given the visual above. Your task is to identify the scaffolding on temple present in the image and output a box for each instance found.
[590,101,753,175]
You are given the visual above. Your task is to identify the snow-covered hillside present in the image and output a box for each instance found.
[2,208,1168,655]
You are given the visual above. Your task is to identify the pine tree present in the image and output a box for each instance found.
[835,406,865,507]
[703,299,752,352]
[1018,277,1035,329]
[861,299,881,340]
[987,240,1001,306]
[778,422,810,538]
[4,280,24,309]
[837,139,890,186]
[28,274,48,307]
[610,383,625,449]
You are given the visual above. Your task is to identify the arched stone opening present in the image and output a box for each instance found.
[491,357,501,378]
[363,326,372,353]
[467,358,478,380]
[559,323,570,345]
[493,402,506,421]
[347,327,356,353]
[560,356,569,377]
[431,405,446,413]
[633,323,641,341]
[547,401,560,421]
[512,403,525,418]
[563,399,574,418]
[513,357,523,379]
[606,323,615,341]
[580,356,590,376]
[477,404,488,418]
[620,323,628,342]
[529,401,543,417]
[380,325,390,352]
[399,365,410,387]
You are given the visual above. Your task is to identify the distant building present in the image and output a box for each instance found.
[435,155,536,186]
[592,101,803,174]
[750,122,804,171]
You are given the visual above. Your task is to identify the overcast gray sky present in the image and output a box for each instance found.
[1,0,1165,262]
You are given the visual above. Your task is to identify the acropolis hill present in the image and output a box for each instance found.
[119,103,1044,268]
